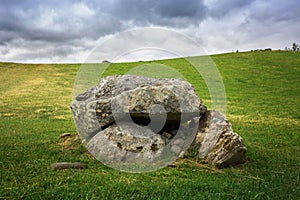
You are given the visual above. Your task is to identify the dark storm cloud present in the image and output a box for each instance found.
[0,1,114,42]
[107,0,206,23]
[0,0,207,44]
[0,0,299,63]
[205,0,255,18]
[0,0,209,62]
[249,0,300,22]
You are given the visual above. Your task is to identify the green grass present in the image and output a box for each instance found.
[0,51,299,199]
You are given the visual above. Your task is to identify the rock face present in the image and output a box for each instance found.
[72,75,204,171]
[192,110,247,168]
[71,75,246,170]
[72,75,206,142]
[87,122,167,164]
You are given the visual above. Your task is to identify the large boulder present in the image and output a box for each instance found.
[71,75,204,171]
[192,110,247,168]
[71,75,246,170]
[71,75,206,142]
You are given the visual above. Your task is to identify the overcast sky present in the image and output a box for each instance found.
[0,0,299,63]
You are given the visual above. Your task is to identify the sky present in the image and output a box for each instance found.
[0,0,299,63]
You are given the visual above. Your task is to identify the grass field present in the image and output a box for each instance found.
[0,51,299,199]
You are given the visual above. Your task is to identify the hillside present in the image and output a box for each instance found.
[0,51,299,199]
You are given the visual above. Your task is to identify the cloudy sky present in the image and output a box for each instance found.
[0,0,299,63]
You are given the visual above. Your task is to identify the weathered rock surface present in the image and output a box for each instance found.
[87,119,199,165]
[192,110,247,168]
[87,122,166,163]
[71,75,206,142]
[71,75,246,170]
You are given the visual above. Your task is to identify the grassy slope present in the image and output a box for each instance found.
[0,51,299,199]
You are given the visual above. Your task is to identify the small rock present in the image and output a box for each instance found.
[51,162,88,170]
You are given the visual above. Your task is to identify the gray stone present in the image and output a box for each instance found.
[87,122,166,164]
[206,131,247,168]
[71,75,246,170]
[71,75,206,142]
[192,110,247,168]
[51,162,88,170]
